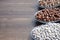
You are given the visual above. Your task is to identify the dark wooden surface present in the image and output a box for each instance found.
[0,0,39,40]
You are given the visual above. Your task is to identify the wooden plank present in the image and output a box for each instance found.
[0,0,36,40]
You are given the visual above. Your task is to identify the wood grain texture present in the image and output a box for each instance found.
[0,0,37,40]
